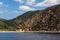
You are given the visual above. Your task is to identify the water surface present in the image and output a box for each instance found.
[0,32,60,40]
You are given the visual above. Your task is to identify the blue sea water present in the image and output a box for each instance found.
[0,32,60,40]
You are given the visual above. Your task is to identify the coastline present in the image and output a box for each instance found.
[0,31,60,33]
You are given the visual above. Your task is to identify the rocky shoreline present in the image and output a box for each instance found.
[0,31,60,33]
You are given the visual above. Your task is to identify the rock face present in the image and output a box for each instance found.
[41,4,60,31]
[24,4,60,31]
[0,4,60,31]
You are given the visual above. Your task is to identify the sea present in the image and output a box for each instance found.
[0,32,60,40]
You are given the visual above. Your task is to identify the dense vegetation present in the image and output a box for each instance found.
[0,4,60,31]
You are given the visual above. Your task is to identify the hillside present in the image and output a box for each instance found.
[24,4,60,31]
[0,4,60,31]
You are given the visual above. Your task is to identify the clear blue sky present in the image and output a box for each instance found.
[0,0,59,19]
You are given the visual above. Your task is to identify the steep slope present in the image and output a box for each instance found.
[0,10,43,31]
[12,11,42,22]
[10,10,43,29]
[25,4,60,31]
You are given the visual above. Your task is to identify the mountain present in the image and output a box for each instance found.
[12,10,43,23]
[25,4,60,31]
[16,4,60,31]
[0,4,60,31]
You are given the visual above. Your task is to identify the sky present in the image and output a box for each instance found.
[0,0,60,19]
